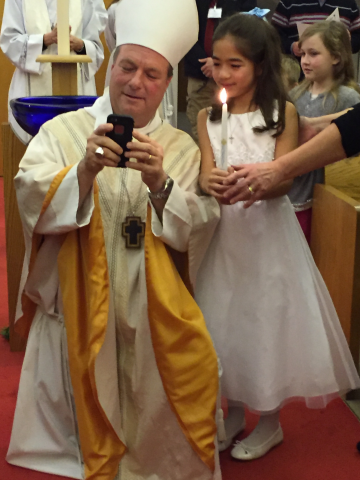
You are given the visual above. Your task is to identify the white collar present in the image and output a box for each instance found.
[85,88,163,136]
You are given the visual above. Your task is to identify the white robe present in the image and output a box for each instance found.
[0,0,107,144]
[7,91,221,480]
[103,3,178,127]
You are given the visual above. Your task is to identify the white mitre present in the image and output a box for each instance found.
[115,0,199,67]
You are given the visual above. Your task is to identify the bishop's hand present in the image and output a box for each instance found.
[124,130,168,193]
[77,124,123,207]
[82,123,123,176]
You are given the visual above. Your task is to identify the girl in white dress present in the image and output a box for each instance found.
[196,13,360,462]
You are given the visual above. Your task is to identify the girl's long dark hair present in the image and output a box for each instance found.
[210,14,287,137]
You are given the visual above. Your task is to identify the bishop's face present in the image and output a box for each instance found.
[109,44,172,128]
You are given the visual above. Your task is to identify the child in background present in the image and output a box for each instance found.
[195,14,360,461]
[289,21,360,243]
[282,55,301,92]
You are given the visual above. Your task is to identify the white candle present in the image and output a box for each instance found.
[57,0,70,56]
[220,88,228,171]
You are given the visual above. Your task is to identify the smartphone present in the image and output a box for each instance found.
[106,114,134,168]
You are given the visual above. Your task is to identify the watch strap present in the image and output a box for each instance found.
[147,176,174,200]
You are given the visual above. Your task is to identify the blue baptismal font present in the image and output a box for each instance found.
[10,96,98,137]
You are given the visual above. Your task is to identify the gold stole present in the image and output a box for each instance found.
[16,166,218,478]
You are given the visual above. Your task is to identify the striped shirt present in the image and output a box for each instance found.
[271,0,360,54]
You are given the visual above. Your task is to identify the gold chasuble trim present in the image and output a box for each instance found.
[16,166,126,480]
[16,165,75,339]
[57,185,127,479]
[144,205,219,472]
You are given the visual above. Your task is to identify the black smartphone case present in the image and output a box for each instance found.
[106,114,134,168]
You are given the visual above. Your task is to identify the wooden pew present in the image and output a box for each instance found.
[311,184,360,371]
[325,155,360,203]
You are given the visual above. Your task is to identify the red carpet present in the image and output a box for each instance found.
[0,176,360,479]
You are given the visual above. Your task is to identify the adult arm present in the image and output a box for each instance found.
[332,103,360,157]
[104,3,116,53]
[146,128,220,283]
[15,120,122,237]
[0,0,48,74]
[260,102,296,199]
[298,102,357,143]
[221,121,347,208]
[222,102,297,204]
[303,108,354,133]
[93,0,108,32]
[221,103,360,206]
[79,0,105,79]
[15,126,96,237]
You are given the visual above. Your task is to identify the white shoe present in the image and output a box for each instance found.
[230,425,283,460]
[218,418,246,452]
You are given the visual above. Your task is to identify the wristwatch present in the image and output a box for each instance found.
[147,176,174,200]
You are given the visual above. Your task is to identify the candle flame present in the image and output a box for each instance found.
[220,88,227,104]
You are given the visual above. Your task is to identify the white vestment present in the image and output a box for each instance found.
[103,3,178,127]
[0,0,107,144]
[7,91,221,480]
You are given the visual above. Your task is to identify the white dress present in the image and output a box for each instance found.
[195,110,360,414]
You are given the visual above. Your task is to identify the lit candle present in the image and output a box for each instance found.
[220,88,228,171]
[57,0,70,56]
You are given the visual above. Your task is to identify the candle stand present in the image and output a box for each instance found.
[38,54,92,95]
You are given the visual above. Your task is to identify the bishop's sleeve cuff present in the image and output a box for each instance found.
[151,181,192,252]
[35,164,95,234]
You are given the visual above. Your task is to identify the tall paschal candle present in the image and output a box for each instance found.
[57,0,70,55]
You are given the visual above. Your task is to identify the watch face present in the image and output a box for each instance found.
[165,177,174,192]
